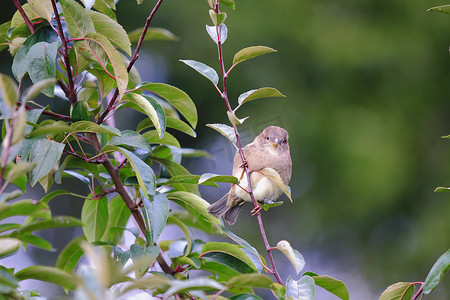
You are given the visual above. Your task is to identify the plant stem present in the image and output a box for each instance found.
[86,133,174,275]
[50,0,77,104]
[97,0,164,124]
[17,102,72,121]
[12,0,34,34]
[213,4,284,286]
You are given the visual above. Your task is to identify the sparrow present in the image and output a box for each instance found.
[208,126,292,225]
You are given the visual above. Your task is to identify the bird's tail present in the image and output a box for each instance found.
[207,193,245,225]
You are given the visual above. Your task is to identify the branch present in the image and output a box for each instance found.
[86,133,174,275]
[96,0,164,124]
[17,102,72,121]
[50,0,77,104]
[12,0,34,34]
[213,4,284,286]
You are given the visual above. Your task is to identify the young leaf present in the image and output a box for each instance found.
[209,10,227,26]
[180,59,219,86]
[88,10,131,56]
[81,196,108,243]
[304,272,349,300]
[276,240,305,275]
[206,24,228,44]
[227,111,249,126]
[0,73,18,108]
[0,238,20,258]
[123,93,166,138]
[232,46,277,67]
[26,41,58,97]
[102,145,156,197]
[136,82,197,129]
[14,266,79,290]
[206,123,237,146]
[144,193,169,244]
[128,27,178,42]
[379,282,414,300]
[428,5,450,15]
[220,0,235,9]
[286,275,316,300]
[423,248,450,294]
[237,87,286,108]
[29,138,65,187]
[259,167,293,203]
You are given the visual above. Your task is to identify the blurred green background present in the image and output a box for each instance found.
[2,0,450,298]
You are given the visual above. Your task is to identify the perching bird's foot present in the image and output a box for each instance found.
[251,205,262,216]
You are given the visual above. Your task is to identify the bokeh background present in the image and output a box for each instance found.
[1,0,450,299]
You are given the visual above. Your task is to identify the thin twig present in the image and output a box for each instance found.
[17,102,72,121]
[50,0,77,104]
[213,3,284,286]
[97,0,164,124]
[12,0,34,34]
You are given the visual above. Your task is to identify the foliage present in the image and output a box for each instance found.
[0,0,348,299]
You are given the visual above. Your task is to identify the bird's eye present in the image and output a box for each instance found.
[265,137,270,140]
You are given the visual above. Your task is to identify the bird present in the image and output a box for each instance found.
[208,126,292,225]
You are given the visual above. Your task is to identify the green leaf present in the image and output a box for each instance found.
[28,0,53,21]
[130,244,160,278]
[15,234,53,251]
[423,249,450,294]
[428,5,450,15]
[29,139,65,187]
[199,173,238,185]
[103,145,156,197]
[128,27,179,42]
[143,130,181,148]
[15,266,79,290]
[0,200,50,219]
[237,87,286,108]
[230,295,262,300]
[227,111,249,126]
[71,101,89,121]
[209,10,227,26]
[180,59,219,86]
[206,123,237,146]
[144,193,169,244]
[81,196,108,243]
[200,260,240,281]
[103,195,131,243]
[109,130,151,150]
[0,238,20,258]
[22,79,56,101]
[304,272,349,300]
[123,93,166,138]
[276,240,305,275]
[261,201,283,211]
[227,273,274,289]
[259,167,293,203]
[165,277,225,296]
[56,236,86,273]
[137,82,197,129]
[81,32,128,99]
[12,216,81,237]
[0,223,21,233]
[4,162,35,189]
[220,0,235,9]
[26,41,58,97]
[167,217,194,256]
[60,0,95,38]
[286,275,316,300]
[88,10,131,56]
[202,242,258,272]
[379,282,415,300]
[167,117,197,137]
[0,74,18,108]
[232,46,277,67]
[70,121,120,136]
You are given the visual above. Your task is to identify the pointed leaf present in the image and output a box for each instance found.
[0,200,50,219]
[26,41,58,97]
[69,121,120,136]
[232,46,277,67]
[276,240,305,275]
[206,24,227,44]
[102,145,155,197]
[220,0,235,9]
[238,87,286,106]
[227,111,249,126]
[15,266,78,290]
[206,123,237,146]
[56,236,86,272]
[167,216,193,256]
[165,277,225,296]
[209,10,227,26]
[137,82,197,129]
[202,242,258,272]
[304,272,349,300]
[123,93,166,138]
[180,59,219,86]
[259,167,293,202]
[423,249,450,294]
[60,0,95,38]
[0,74,18,108]
[88,10,131,56]
[199,173,238,185]
[128,27,178,42]
[143,130,180,148]
[12,216,81,236]
[227,273,273,289]
[81,196,108,243]
[29,139,65,187]
[144,193,169,244]
[428,5,450,15]
[286,275,316,300]
[109,130,151,150]
[379,282,414,300]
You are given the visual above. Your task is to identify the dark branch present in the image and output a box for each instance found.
[17,102,72,121]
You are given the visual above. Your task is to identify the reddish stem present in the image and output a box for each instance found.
[17,102,71,121]
[12,0,34,34]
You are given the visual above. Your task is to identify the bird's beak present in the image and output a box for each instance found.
[270,137,281,149]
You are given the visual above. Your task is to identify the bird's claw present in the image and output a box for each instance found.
[251,205,262,216]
